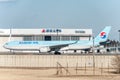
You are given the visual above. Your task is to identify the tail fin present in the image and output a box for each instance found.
[94,26,111,42]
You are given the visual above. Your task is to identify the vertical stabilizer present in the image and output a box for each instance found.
[94,26,111,42]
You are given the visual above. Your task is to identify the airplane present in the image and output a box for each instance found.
[3,26,111,54]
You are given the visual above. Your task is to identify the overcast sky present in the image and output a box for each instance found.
[0,0,120,40]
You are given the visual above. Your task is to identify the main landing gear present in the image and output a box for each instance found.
[54,51,61,55]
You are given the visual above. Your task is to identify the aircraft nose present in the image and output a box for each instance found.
[3,43,8,49]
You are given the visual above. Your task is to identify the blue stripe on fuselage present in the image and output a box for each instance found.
[6,41,78,46]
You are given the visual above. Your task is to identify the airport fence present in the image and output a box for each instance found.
[0,54,119,76]
[0,54,112,68]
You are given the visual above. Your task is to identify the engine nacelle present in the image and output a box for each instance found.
[39,47,50,52]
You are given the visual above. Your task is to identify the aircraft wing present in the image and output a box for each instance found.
[49,41,78,51]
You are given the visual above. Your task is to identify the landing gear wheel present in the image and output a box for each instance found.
[54,51,61,55]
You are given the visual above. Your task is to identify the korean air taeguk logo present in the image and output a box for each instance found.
[100,32,106,39]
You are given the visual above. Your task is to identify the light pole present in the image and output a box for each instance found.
[92,36,95,68]
[9,28,12,41]
[118,30,120,47]
[118,30,120,42]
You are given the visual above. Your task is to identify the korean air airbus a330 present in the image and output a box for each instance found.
[3,26,111,54]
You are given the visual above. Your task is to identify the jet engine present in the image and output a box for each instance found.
[39,47,50,52]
